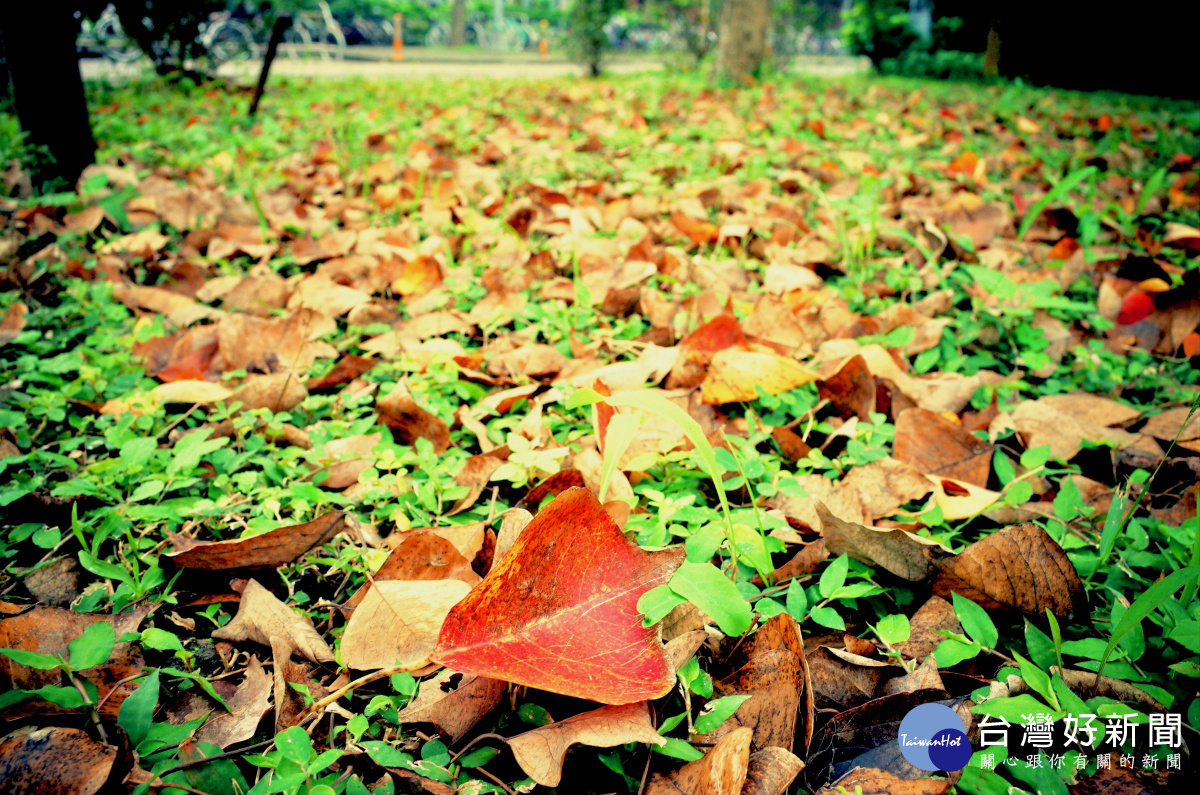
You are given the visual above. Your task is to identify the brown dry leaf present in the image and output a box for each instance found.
[815,502,946,581]
[893,597,961,662]
[286,275,371,318]
[376,385,451,453]
[487,344,569,379]
[806,646,899,711]
[894,408,993,487]
[880,656,945,696]
[507,702,665,787]
[394,668,507,743]
[216,309,335,375]
[307,354,377,390]
[932,523,1085,616]
[344,531,480,611]
[646,726,752,795]
[741,747,805,795]
[211,579,335,664]
[195,657,272,749]
[1069,756,1156,795]
[666,314,747,390]
[447,455,504,516]
[1009,394,1141,460]
[834,458,934,522]
[0,726,118,795]
[492,508,535,567]
[316,434,380,490]
[701,348,818,404]
[818,354,875,420]
[816,767,953,795]
[693,614,813,753]
[225,372,308,413]
[0,602,146,719]
[165,512,345,570]
[755,539,829,587]
[386,522,488,564]
[340,579,472,670]
[0,301,28,347]
[272,636,330,732]
[22,557,82,608]
[1140,406,1200,441]
[150,379,234,404]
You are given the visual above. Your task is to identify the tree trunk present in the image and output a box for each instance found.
[0,4,95,187]
[714,0,770,83]
[983,17,1001,77]
[450,0,468,47]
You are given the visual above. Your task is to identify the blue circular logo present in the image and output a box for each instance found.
[897,703,971,771]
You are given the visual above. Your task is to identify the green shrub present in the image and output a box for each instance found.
[881,48,984,81]
[840,0,917,72]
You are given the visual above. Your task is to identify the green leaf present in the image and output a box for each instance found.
[0,647,64,670]
[669,561,753,637]
[118,670,160,747]
[1095,490,1129,570]
[807,606,845,631]
[654,737,704,761]
[818,554,848,600]
[360,741,413,769]
[970,694,1064,723]
[140,628,183,652]
[638,585,687,626]
[275,725,313,764]
[78,550,130,584]
[784,579,807,622]
[458,747,500,768]
[952,593,998,649]
[1097,566,1200,677]
[1019,445,1051,471]
[598,413,641,503]
[1025,621,1056,671]
[69,622,115,670]
[658,712,687,734]
[1013,652,1058,710]
[693,695,752,734]
[935,638,981,668]
[1016,166,1098,241]
[728,523,773,582]
[33,684,89,709]
[993,451,1016,484]
[875,614,911,646]
[1045,609,1065,671]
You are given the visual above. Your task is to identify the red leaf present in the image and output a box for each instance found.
[432,487,685,704]
[1116,289,1155,325]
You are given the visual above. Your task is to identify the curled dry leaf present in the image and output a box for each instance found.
[815,766,954,795]
[386,522,487,565]
[0,726,118,795]
[165,512,346,570]
[225,372,308,413]
[491,508,534,568]
[447,454,504,516]
[818,354,875,420]
[693,613,814,754]
[880,656,945,696]
[927,476,1001,521]
[316,434,380,490]
[394,668,507,743]
[211,579,334,664]
[815,502,947,582]
[195,656,272,750]
[341,579,473,670]
[932,522,1085,617]
[375,385,451,453]
[433,487,685,704]
[506,701,665,787]
[646,726,752,795]
[742,747,805,795]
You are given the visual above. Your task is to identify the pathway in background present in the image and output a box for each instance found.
[79,47,868,82]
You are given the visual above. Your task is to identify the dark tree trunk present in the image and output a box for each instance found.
[0,4,95,188]
[450,0,468,47]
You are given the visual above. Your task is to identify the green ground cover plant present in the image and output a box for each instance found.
[0,69,1198,794]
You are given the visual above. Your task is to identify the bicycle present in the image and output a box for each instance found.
[284,1,346,61]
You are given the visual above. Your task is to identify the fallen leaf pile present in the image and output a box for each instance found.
[0,71,1197,794]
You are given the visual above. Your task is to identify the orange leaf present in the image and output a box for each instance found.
[1117,289,1155,325]
[945,151,978,176]
[432,488,685,704]
[1183,332,1200,358]
[669,210,720,247]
